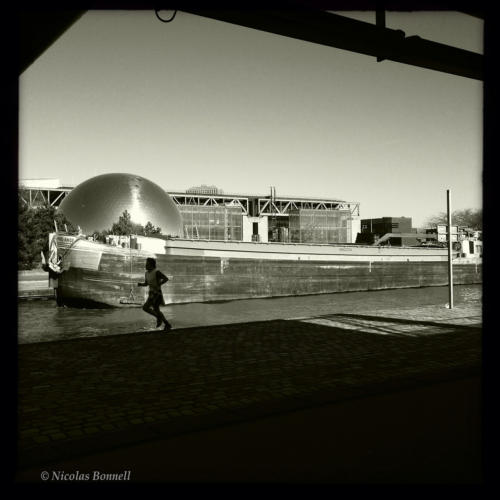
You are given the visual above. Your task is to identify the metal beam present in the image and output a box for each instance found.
[18,8,483,80]
[181,8,483,80]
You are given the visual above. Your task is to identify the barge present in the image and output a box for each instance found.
[47,231,482,308]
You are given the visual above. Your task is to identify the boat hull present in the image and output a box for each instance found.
[54,235,482,308]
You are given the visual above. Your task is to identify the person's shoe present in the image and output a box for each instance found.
[163,322,172,331]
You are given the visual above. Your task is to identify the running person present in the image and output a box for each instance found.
[138,257,172,330]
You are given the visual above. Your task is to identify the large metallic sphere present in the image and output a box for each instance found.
[59,173,184,236]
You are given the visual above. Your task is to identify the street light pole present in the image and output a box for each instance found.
[447,189,454,309]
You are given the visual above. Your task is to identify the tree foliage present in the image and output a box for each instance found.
[18,200,77,270]
[110,210,143,235]
[144,221,162,236]
[19,204,164,269]
[425,208,482,231]
[93,210,162,241]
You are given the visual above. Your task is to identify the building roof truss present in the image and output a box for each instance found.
[171,194,249,214]
[49,191,67,207]
[33,190,46,206]
[21,189,46,207]
[227,199,248,214]
[19,191,30,207]
[258,199,270,214]
[171,195,198,206]
[203,198,219,207]
[279,200,294,213]
[257,197,360,216]
[19,187,71,208]
[272,202,282,214]
[19,185,357,216]
[347,203,360,216]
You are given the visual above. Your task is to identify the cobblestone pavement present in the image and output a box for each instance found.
[17,303,481,470]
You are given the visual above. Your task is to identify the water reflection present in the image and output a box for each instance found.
[18,284,482,344]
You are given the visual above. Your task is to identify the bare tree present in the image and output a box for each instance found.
[425,208,482,230]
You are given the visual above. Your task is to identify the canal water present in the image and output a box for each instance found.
[18,284,481,344]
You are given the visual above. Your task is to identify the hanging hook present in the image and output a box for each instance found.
[155,9,177,23]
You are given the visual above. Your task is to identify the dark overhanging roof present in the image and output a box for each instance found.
[18,7,484,80]
[181,7,483,80]
[18,10,86,74]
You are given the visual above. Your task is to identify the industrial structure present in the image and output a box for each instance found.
[19,179,482,251]
[19,179,361,244]
[19,179,73,209]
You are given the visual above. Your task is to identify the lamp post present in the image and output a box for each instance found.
[447,189,454,309]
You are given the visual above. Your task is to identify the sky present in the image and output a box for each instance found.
[19,9,483,228]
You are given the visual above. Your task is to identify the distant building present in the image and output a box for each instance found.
[424,224,483,256]
[172,190,361,244]
[19,179,361,244]
[186,184,223,195]
[427,224,482,243]
[360,217,413,235]
[358,217,418,246]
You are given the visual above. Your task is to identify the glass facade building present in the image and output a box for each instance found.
[289,209,352,244]
[179,205,352,244]
[267,216,290,242]
[179,205,243,241]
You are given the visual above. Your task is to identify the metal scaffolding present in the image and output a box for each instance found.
[170,193,250,215]
[19,187,72,208]
[257,197,360,217]
[19,184,359,218]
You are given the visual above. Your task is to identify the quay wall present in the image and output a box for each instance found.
[18,270,53,299]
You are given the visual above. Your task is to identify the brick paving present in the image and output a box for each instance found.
[17,303,481,470]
